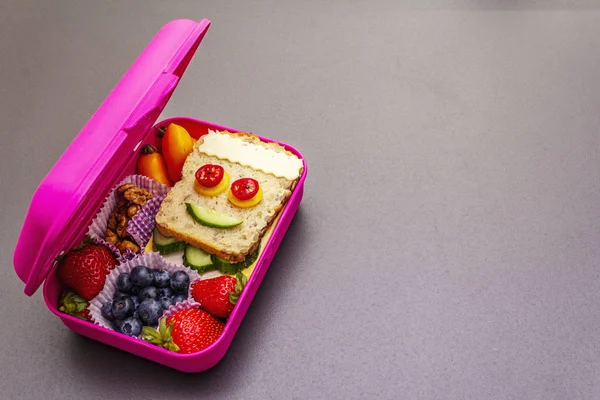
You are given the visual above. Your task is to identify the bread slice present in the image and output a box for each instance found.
[155,130,303,263]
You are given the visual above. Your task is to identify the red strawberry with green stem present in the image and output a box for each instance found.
[57,238,117,301]
[191,272,247,319]
[141,307,225,353]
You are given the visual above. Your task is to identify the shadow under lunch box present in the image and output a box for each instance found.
[12,19,307,373]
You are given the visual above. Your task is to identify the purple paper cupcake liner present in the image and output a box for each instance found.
[86,174,170,258]
[89,236,137,264]
[127,193,166,247]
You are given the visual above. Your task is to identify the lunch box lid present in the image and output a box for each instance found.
[13,19,211,296]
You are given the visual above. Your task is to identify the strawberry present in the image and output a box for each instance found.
[57,239,117,301]
[141,307,225,354]
[191,272,247,319]
[58,290,92,321]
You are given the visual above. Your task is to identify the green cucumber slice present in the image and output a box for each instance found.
[185,203,243,229]
[152,228,186,254]
[183,245,216,274]
[211,245,261,275]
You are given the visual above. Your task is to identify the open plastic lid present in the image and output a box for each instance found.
[14,19,211,296]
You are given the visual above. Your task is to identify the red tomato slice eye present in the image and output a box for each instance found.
[195,164,224,188]
[231,178,259,200]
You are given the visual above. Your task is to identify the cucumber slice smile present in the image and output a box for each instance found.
[185,203,243,229]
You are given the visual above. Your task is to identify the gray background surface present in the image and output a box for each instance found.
[1,1,600,399]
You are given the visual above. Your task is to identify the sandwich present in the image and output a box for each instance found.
[154,130,303,269]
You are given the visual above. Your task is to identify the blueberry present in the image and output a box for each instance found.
[113,290,128,300]
[173,294,187,304]
[116,273,132,292]
[101,301,114,321]
[154,270,170,288]
[138,286,158,301]
[112,319,124,332]
[130,285,143,296]
[137,299,163,326]
[159,296,174,310]
[157,287,173,298]
[119,317,142,337]
[111,296,134,320]
[130,265,153,287]
[131,296,140,310]
[170,271,190,294]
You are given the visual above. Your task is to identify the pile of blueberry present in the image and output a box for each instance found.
[100,265,190,337]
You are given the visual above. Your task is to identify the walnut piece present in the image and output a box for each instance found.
[127,204,142,218]
[117,183,137,193]
[105,229,118,245]
[107,214,117,231]
[115,215,128,238]
[122,185,153,205]
[116,240,140,253]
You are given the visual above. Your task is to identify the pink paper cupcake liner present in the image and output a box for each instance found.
[88,252,201,333]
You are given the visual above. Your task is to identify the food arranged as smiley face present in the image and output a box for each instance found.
[155,129,303,264]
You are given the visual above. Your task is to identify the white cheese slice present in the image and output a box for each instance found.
[197,130,303,180]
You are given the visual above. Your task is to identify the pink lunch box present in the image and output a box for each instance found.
[12,19,307,373]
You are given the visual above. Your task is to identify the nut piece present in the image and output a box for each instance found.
[117,183,137,194]
[105,229,118,245]
[116,240,140,254]
[115,215,128,238]
[122,185,153,205]
[107,214,117,231]
[127,204,142,218]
